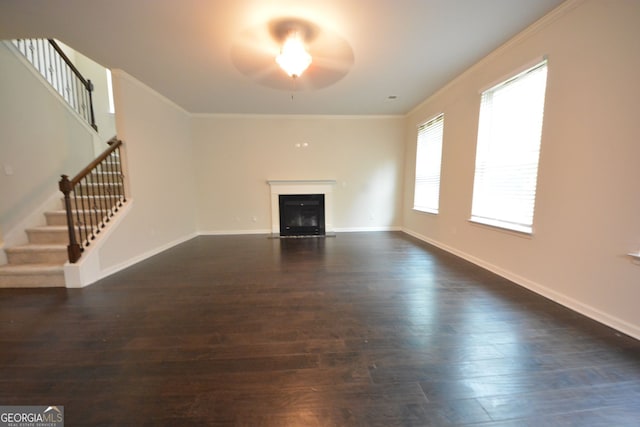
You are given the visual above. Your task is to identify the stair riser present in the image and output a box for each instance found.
[46,212,112,226]
[7,250,68,265]
[74,184,124,197]
[45,213,68,226]
[84,174,123,184]
[62,197,124,206]
[0,273,65,288]
[26,230,69,244]
[66,201,123,214]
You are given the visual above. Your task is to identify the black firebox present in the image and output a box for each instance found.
[279,194,325,237]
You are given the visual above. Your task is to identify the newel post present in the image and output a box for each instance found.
[59,175,81,263]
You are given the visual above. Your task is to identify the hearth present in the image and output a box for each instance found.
[279,194,325,237]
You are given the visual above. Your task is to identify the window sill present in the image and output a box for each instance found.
[469,217,533,239]
[413,208,438,215]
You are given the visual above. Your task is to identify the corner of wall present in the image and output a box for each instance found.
[63,200,134,287]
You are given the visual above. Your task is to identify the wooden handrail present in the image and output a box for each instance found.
[59,139,126,263]
[70,139,122,186]
[46,39,98,131]
[47,39,90,88]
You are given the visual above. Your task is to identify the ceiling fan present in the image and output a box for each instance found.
[230,17,354,91]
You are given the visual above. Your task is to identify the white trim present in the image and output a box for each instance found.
[64,200,135,287]
[478,56,548,94]
[110,69,190,115]
[402,228,640,341]
[63,218,639,342]
[267,179,337,186]
[469,217,533,236]
[191,113,402,120]
[416,112,445,129]
[199,229,271,236]
[413,208,438,216]
[65,198,198,287]
[468,218,534,240]
[334,226,401,233]
[93,231,198,285]
[267,180,337,234]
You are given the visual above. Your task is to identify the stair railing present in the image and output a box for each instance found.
[59,138,126,263]
[12,38,97,131]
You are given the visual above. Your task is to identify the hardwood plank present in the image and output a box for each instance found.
[0,232,638,426]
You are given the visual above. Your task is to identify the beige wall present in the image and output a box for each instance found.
[55,40,116,148]
[95,71,198,271]
[73,48,117,144]
[0,41,95,246]
[403,0,640,337]
[192,115,405,233]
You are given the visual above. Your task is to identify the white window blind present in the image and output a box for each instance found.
[471,60,548,234]
[414,114,444,214]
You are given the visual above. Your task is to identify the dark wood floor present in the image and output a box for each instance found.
[1,232,639,426]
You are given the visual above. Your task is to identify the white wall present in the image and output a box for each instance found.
[94,70,198,272]
[192,115,405,234]
[403,0,640,337]
[0,41,95,249]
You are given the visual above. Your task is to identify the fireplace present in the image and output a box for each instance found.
[267,180,336,236]
[279,194,325,237]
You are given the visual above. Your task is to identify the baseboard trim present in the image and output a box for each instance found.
[75,225,640,341]
[198,229,272,236]
[333,226,402,233]
[402,228,640,341]
[95,231,199,283]
[89,227,403,283]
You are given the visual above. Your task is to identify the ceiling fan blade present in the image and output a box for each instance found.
[231,17,354,91]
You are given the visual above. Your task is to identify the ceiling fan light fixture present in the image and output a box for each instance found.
[276,32,312,78]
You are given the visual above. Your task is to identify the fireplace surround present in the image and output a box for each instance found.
[267,180,336,237]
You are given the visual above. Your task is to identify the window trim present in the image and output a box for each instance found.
[477,55,548,94]
[469,59,548,235]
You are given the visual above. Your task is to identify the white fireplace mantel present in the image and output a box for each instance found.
[267,180,337,234]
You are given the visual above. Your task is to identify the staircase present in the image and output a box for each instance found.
[0,146,126,288]
[0,203,69,287]
[1,39,126,288]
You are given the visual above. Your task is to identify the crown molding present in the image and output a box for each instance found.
[408,0,586,117]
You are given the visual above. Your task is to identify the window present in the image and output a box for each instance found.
[471,60,548,234]
[413,114,444,214]
[106,69,115,114]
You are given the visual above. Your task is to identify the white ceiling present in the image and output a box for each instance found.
[0,0,566,115]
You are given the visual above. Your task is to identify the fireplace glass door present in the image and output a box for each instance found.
[279,194,325,236]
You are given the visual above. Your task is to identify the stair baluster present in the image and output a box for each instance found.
[12,38,98,131]
[59,138,126,263]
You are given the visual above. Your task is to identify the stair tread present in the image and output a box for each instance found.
[47,209,110,214]
[76,182,122,185]
[0,264,64,274]
[27,226,68,232]
[70,194,121,198]
[6,244,66,252]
